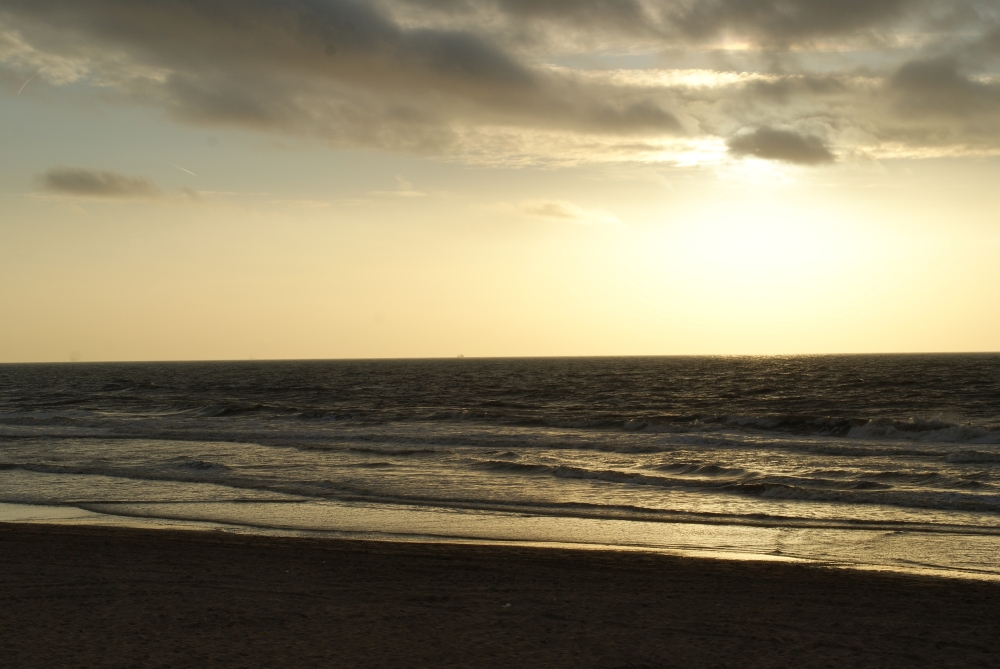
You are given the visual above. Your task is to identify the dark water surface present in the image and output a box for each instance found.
[2,355,999,577]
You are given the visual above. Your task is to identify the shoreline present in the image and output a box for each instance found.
[3,501,999,583]
[3,521,999,668]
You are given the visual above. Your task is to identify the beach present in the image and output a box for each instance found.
[3,357,999,666]
[2,522,997,668]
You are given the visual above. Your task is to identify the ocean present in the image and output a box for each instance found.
[2,355,999,579]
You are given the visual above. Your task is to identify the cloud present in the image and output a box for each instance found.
[888,57,1000,117]
[3,0,1000,164]
[727,127,835,164]
[670,0,919,45]
[396,0,935,46]
[40,168,161,198]
[370,177,427,197]
[0,0,681,154]
[519,199,621,224]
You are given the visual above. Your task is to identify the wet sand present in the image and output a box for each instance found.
[1,523,997,668]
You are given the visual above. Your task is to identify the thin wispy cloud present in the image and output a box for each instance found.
[519,199,621,225]
[371,177,427,197]
[3,0,1000,165]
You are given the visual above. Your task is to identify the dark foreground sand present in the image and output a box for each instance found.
[1,523,998,668]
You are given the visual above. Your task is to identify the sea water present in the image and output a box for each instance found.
[1,355,998,578]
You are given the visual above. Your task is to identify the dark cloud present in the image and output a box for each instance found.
[487,0,659,36]
[2,0,536,96]
[163,73,291,127]
[889,57,1000,117]
[742,76,847,103]
[3,0,1000,163]
[407,29,535,88]
[727,127,835,164]
[40,168,161,198]
[586,99,682,133]
[981,27,1000,54]
[397,0,659,36]
[0,0,683,153]
[671,0,918,45]
[397,0,952,46]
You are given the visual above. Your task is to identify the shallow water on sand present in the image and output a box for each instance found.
[2,355,999,578]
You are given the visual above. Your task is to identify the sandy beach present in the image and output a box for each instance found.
[1,523,997,668]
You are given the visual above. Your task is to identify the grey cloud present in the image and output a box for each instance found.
[163,73,291,127]
[407,29,535,88]
[397,0,953,47]
[874,56,1000,149]
[0,0,684,150]
[40,168,161,198]
[889,57,1000,117]
[587,100,682,133]
[3,0,536,94]
[671,0,917,45]
[727,127,835,164]
[742,76,848,103]
[981,27,1000,54]
[488,0,659,37]
[395,0,952,46]
[4,0,1000,163]
[398,0,658,35]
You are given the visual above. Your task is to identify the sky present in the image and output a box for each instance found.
[2,0,1000,362]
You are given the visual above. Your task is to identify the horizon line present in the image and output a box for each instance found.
[2,351,999,365]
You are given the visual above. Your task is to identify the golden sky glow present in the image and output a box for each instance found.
[2,1,1000,361]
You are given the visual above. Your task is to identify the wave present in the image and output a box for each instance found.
[0,462,307,501]
[797,443,949,458]
[472,460,1000,513]
[170,458,230,472]
[345,446,443,456]
[808,468,994,490]
[4,446,1000,522]
[4,419,998,468]
[811,468,943,483]
[946,450,1000,464]
[6,446,1000,536]
[473,460,894,492]
[474,460,551,474]
[630,414,1000,445]
[848,417,1000,444]
[4,402,999,447]
[76,495,1000,539]
[754,484,1000,513]
[654,462,747,477]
